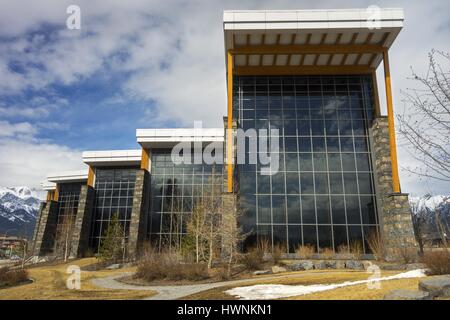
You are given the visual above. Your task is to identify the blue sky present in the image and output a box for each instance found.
[0,0,449,196]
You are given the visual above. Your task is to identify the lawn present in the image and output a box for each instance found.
[0,258,156,300]
[183,270,417,300]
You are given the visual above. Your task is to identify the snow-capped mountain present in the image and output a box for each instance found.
[0,186,40,238]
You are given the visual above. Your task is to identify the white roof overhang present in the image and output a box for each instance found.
[82,150,141,167]
[46,170,88,183]
[137,128,224,149]
[223,8,404,75]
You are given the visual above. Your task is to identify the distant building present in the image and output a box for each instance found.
[31,8,416,261]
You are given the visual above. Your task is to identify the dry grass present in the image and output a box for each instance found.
[421,250,450,275]
[183,270,402,300]
[0,258,156,300]
[290,278,420,300]
[295,245,316,259]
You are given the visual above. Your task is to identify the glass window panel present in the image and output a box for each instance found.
[344,173,358,194]
[298,137,311,152]
[342,153,356,171]
[313,153,327,171]
[257,174,270,193]
[316,195,331,224]
[311,120,325,136]
[333,226,348,251]
[300,172,314,194]
[331,195,346,224]
[329,173,344,194]
[360,195,377,224]
[287,196,301,224]
[271,172,285,194]
[302,225,318,251]
[314,172,329,194]
[318,226,333,251]
[297,120,311,135]
[258,195,271,223]
[328,153,342,171]
[288,226,302,253]
[312,137,325,152]
[356,153,370,171]
[299,153,313,171]
[346,195,361,224]
[358,173,373,194]
[301,195,315,223]
[272,225,287,248]
[285,137,297,152]
[285,153,299,172]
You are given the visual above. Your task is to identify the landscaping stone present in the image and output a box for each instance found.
[419,276,450,298]
[335,260,346,269]
[380,263,406,271]
[271,266,287,274]
[345,260,364,270]
[384,289,431,300]
[288,261,314,271]
[326,260,337,269]
[252,270,272,276]
[313,260,327,270]
[106,264,121,270]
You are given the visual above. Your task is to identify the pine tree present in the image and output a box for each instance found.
[98,213,126,263]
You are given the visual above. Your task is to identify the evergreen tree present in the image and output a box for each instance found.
[98,213,126,263]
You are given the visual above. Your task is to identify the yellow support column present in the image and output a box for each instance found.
[383,50,401,193]
[87,166,95,187]
[227,51,233,193]
[141,147,150,171]
[371,70,381,117]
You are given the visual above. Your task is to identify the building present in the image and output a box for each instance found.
[31,8,417,261]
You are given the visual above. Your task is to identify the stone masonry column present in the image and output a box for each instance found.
[70,185,95,258]
[32,200,59,256]
[221,193,238,260]
[371,117,417,261]
[128,169,150,259]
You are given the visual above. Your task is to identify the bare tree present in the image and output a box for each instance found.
[397,49,450,181]
[54,213,75,262]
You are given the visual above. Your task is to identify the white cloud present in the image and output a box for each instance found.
[0,120,37,138]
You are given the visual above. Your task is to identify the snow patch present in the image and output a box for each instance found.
[225,269,427,300]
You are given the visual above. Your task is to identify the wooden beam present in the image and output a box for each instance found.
[371,70,381,117]
[227,51,233,193]
[287,34,296,66]
[87,166,95,187]
[245,34,250,66]
[231,43,384,55]
[326,33,342,66]
[340,33,358,66]
[234,65,373,76]
[140,148,150,171]
[383,49,401,193]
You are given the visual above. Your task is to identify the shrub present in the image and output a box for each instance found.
[349,241,363,259]
[366,232,385,261]
[271,244,286,264]
[135,249,208,282]
[421,251,450,275]
[319,247,335,260]
[295,245,316,259]
[392,246,417,264]
[0,267,29,288]
[241,245,265,270]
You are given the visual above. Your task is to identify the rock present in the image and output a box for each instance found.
[313,260,327,270]
[405,263,426,271]
[288,261,314,271]
[380,263,406,271]
[271,265,287,274]
[335,260,346,269]
[384,289,431,300]
[106,263,121,270]
[326,260,337,269]
[252,270,272,275]
[345,260,364,270]
[361,261,380,271]
[419,276,450,298]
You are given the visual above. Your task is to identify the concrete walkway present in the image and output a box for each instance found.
[91,271,332,300]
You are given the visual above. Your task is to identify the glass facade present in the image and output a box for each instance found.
[234,75,378,254]
[89,168,138,251]
[55,182,83,228]
[148,149,223,250]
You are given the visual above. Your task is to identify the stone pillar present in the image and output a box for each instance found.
[128,169,150,259]
[70,185,95,258]
[32,200,59,256]
[371,117,417,261]
[221,193,238,260]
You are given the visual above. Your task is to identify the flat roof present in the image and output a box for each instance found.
[82,150,141,167]
[137,128,224,148]
[223,8,404,73]
[46,169,88,183]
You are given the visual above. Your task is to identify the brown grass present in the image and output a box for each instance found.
[319,248,335,260]
[0,267,29,288]
[0,258,156,300]
[295,245,316,259]
[421,250,450,275]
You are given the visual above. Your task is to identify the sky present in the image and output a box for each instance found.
[0,0,449,196]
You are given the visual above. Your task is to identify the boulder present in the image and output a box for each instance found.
[384,289,431,300]
[345,260,364,270]
[288,261,314,271]
[419,276,450,298]
[335,260,347,269]
[252,270,272,276]
[313,260,327,270]
[326,260,337,269]
[271,265,287,274]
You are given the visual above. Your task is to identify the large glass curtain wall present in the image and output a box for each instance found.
[89,168,137,251]
[234,75,379,255]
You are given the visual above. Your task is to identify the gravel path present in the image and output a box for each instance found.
[91,271,329,300]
